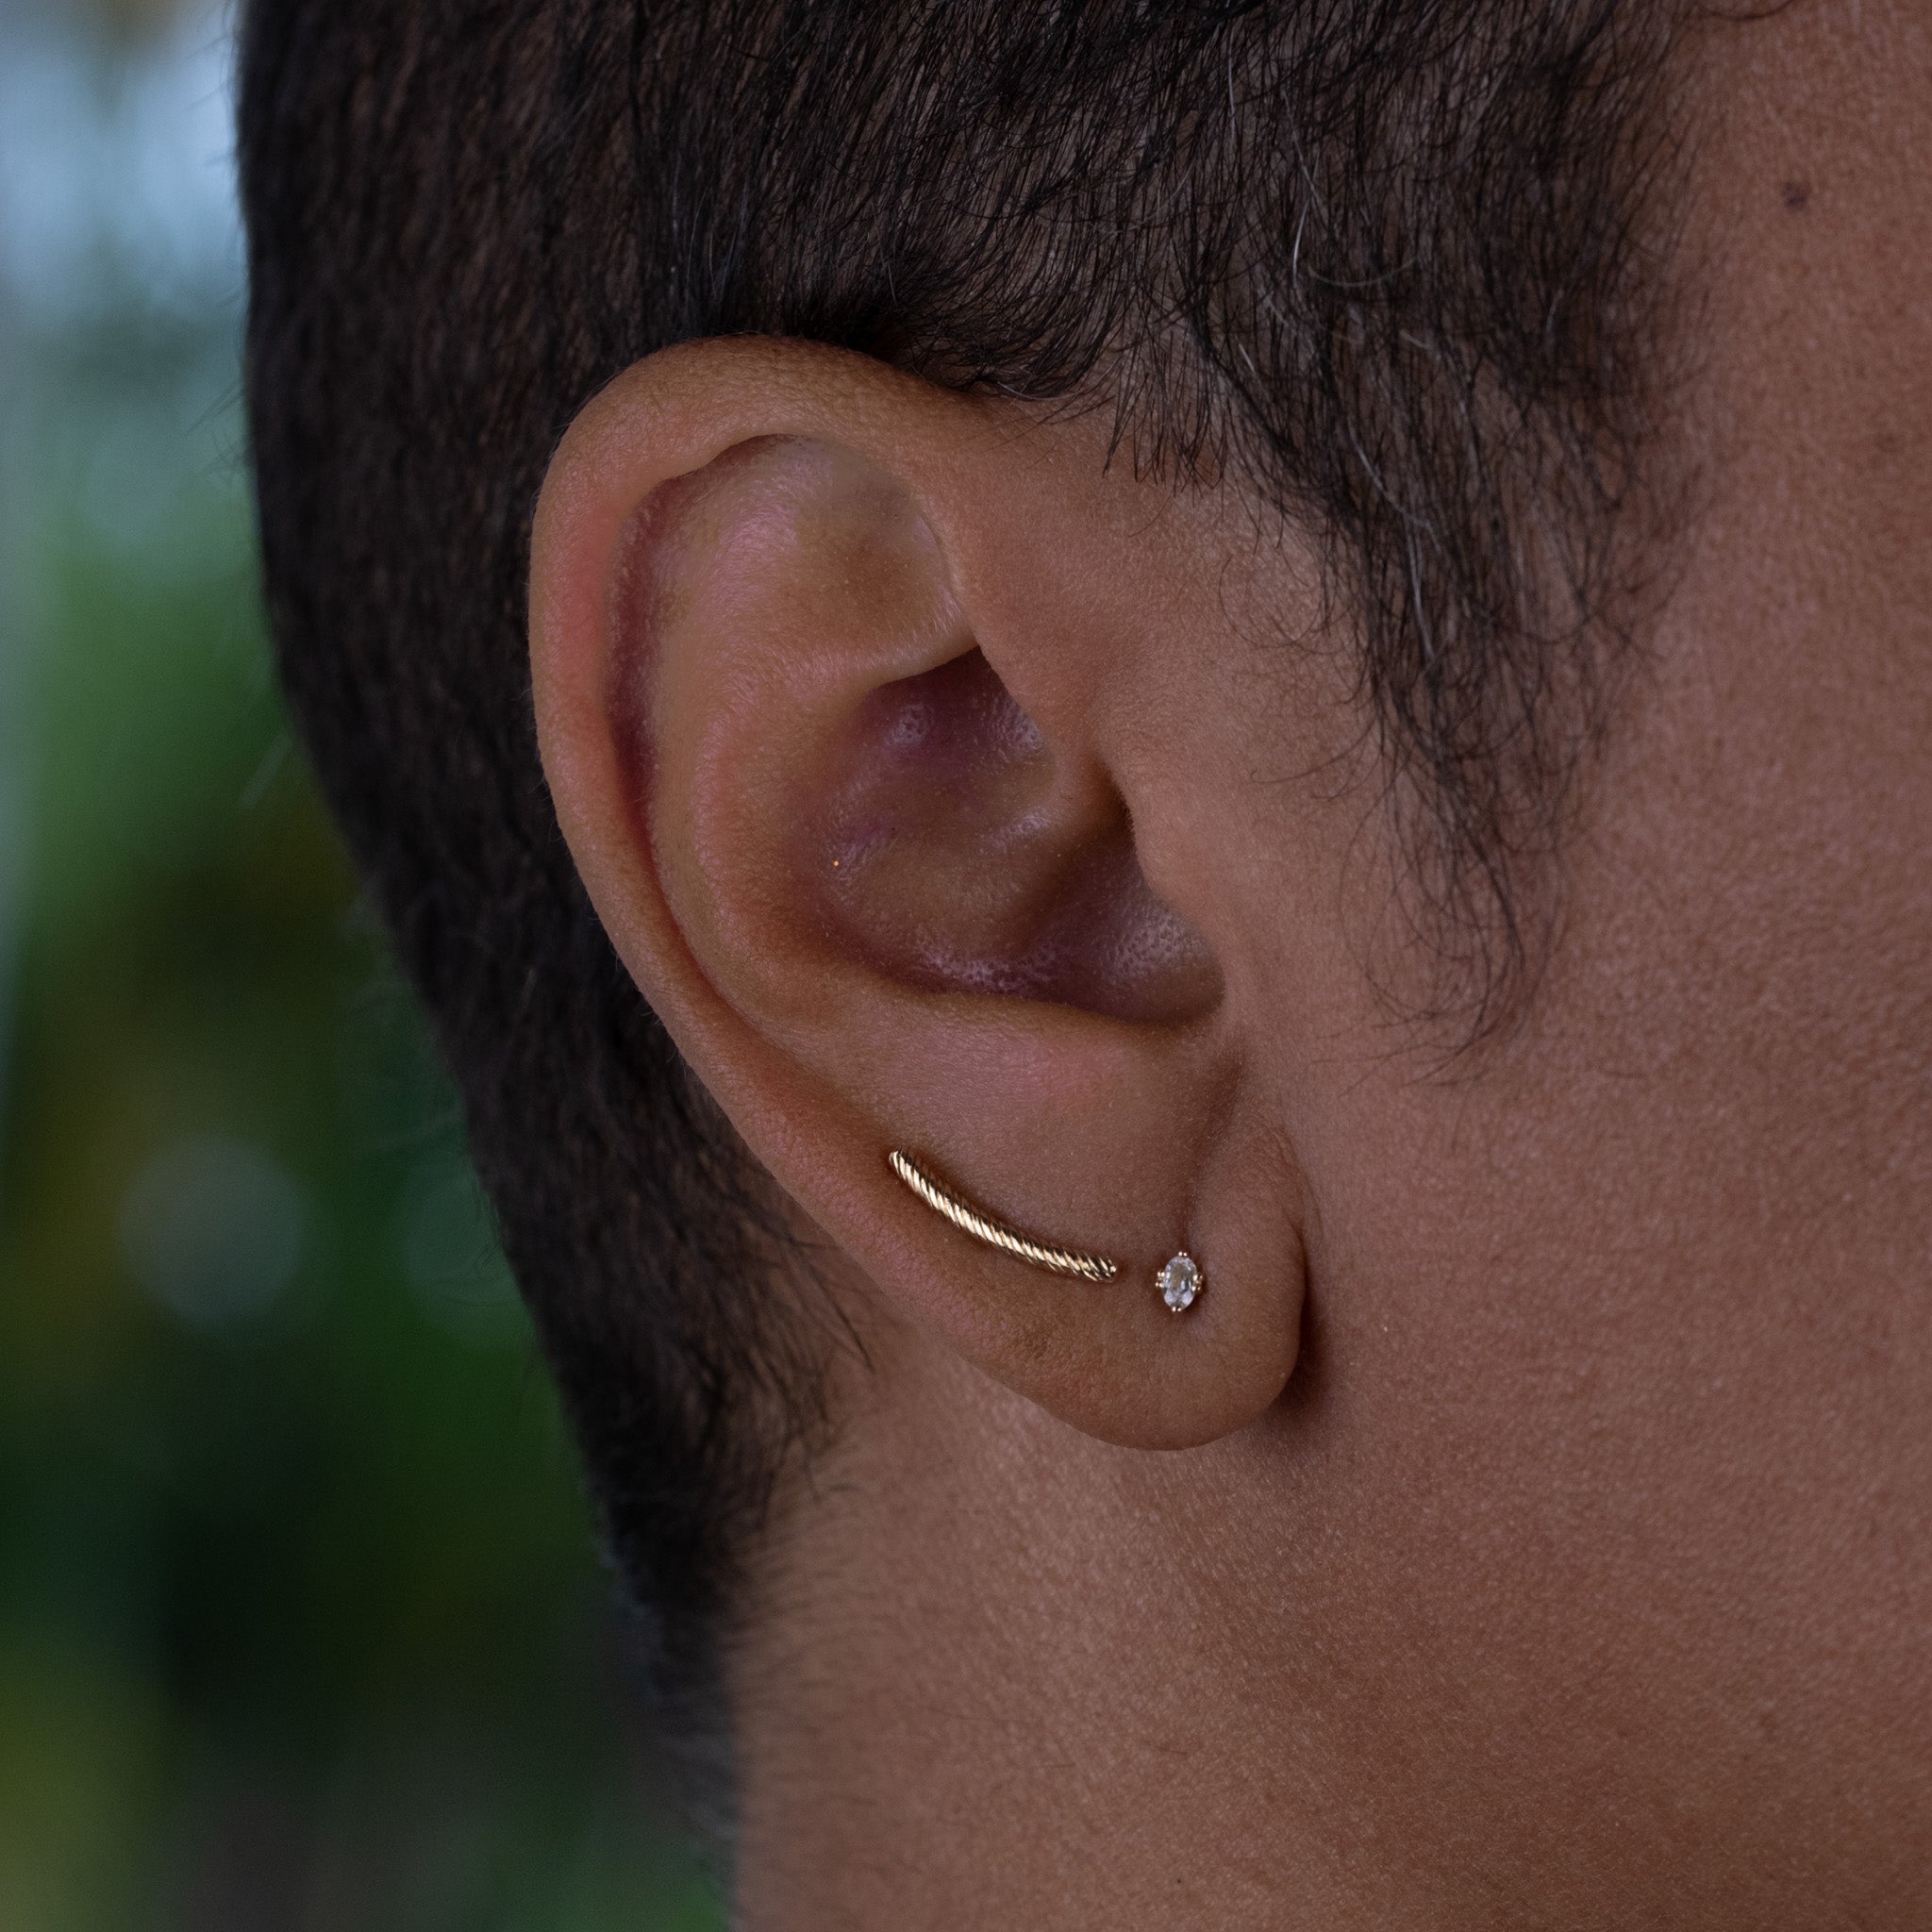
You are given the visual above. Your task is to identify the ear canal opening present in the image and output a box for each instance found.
[804,648,1223,1025]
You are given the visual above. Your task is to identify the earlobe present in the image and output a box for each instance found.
[530,339,1307,1450]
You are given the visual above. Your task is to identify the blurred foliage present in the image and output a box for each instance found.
[0,13,724,1930]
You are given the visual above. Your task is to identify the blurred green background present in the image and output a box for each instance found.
[0,2,724,1924]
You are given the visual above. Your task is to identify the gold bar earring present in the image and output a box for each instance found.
[888,1151,1119,1282]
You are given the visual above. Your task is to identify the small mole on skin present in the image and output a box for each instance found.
[1782,180,1810,213]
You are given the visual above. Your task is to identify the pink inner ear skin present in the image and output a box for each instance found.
[806,649,1223,1024]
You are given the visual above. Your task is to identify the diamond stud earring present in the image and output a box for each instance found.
[1158,1251,1204,1314]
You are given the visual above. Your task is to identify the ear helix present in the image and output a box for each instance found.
[888,1149,1207,1316]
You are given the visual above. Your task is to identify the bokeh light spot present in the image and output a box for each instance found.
[118,1131,304,1329]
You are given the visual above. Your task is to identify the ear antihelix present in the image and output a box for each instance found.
[888,1149,1208,1316]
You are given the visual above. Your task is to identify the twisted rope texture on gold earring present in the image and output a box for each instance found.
[888,1151,1119,1281]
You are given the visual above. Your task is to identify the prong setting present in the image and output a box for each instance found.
[1158,1251,1203,1314]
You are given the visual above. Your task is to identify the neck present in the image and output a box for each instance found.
[727,1337,1346,1929]
[725,1244,1924,1929]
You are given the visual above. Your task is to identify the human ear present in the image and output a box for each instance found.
[529,339,1305,1449]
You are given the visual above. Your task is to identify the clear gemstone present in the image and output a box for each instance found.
[1158,1252,1202,1313]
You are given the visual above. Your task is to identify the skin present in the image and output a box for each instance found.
[529,4,1930,1924]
